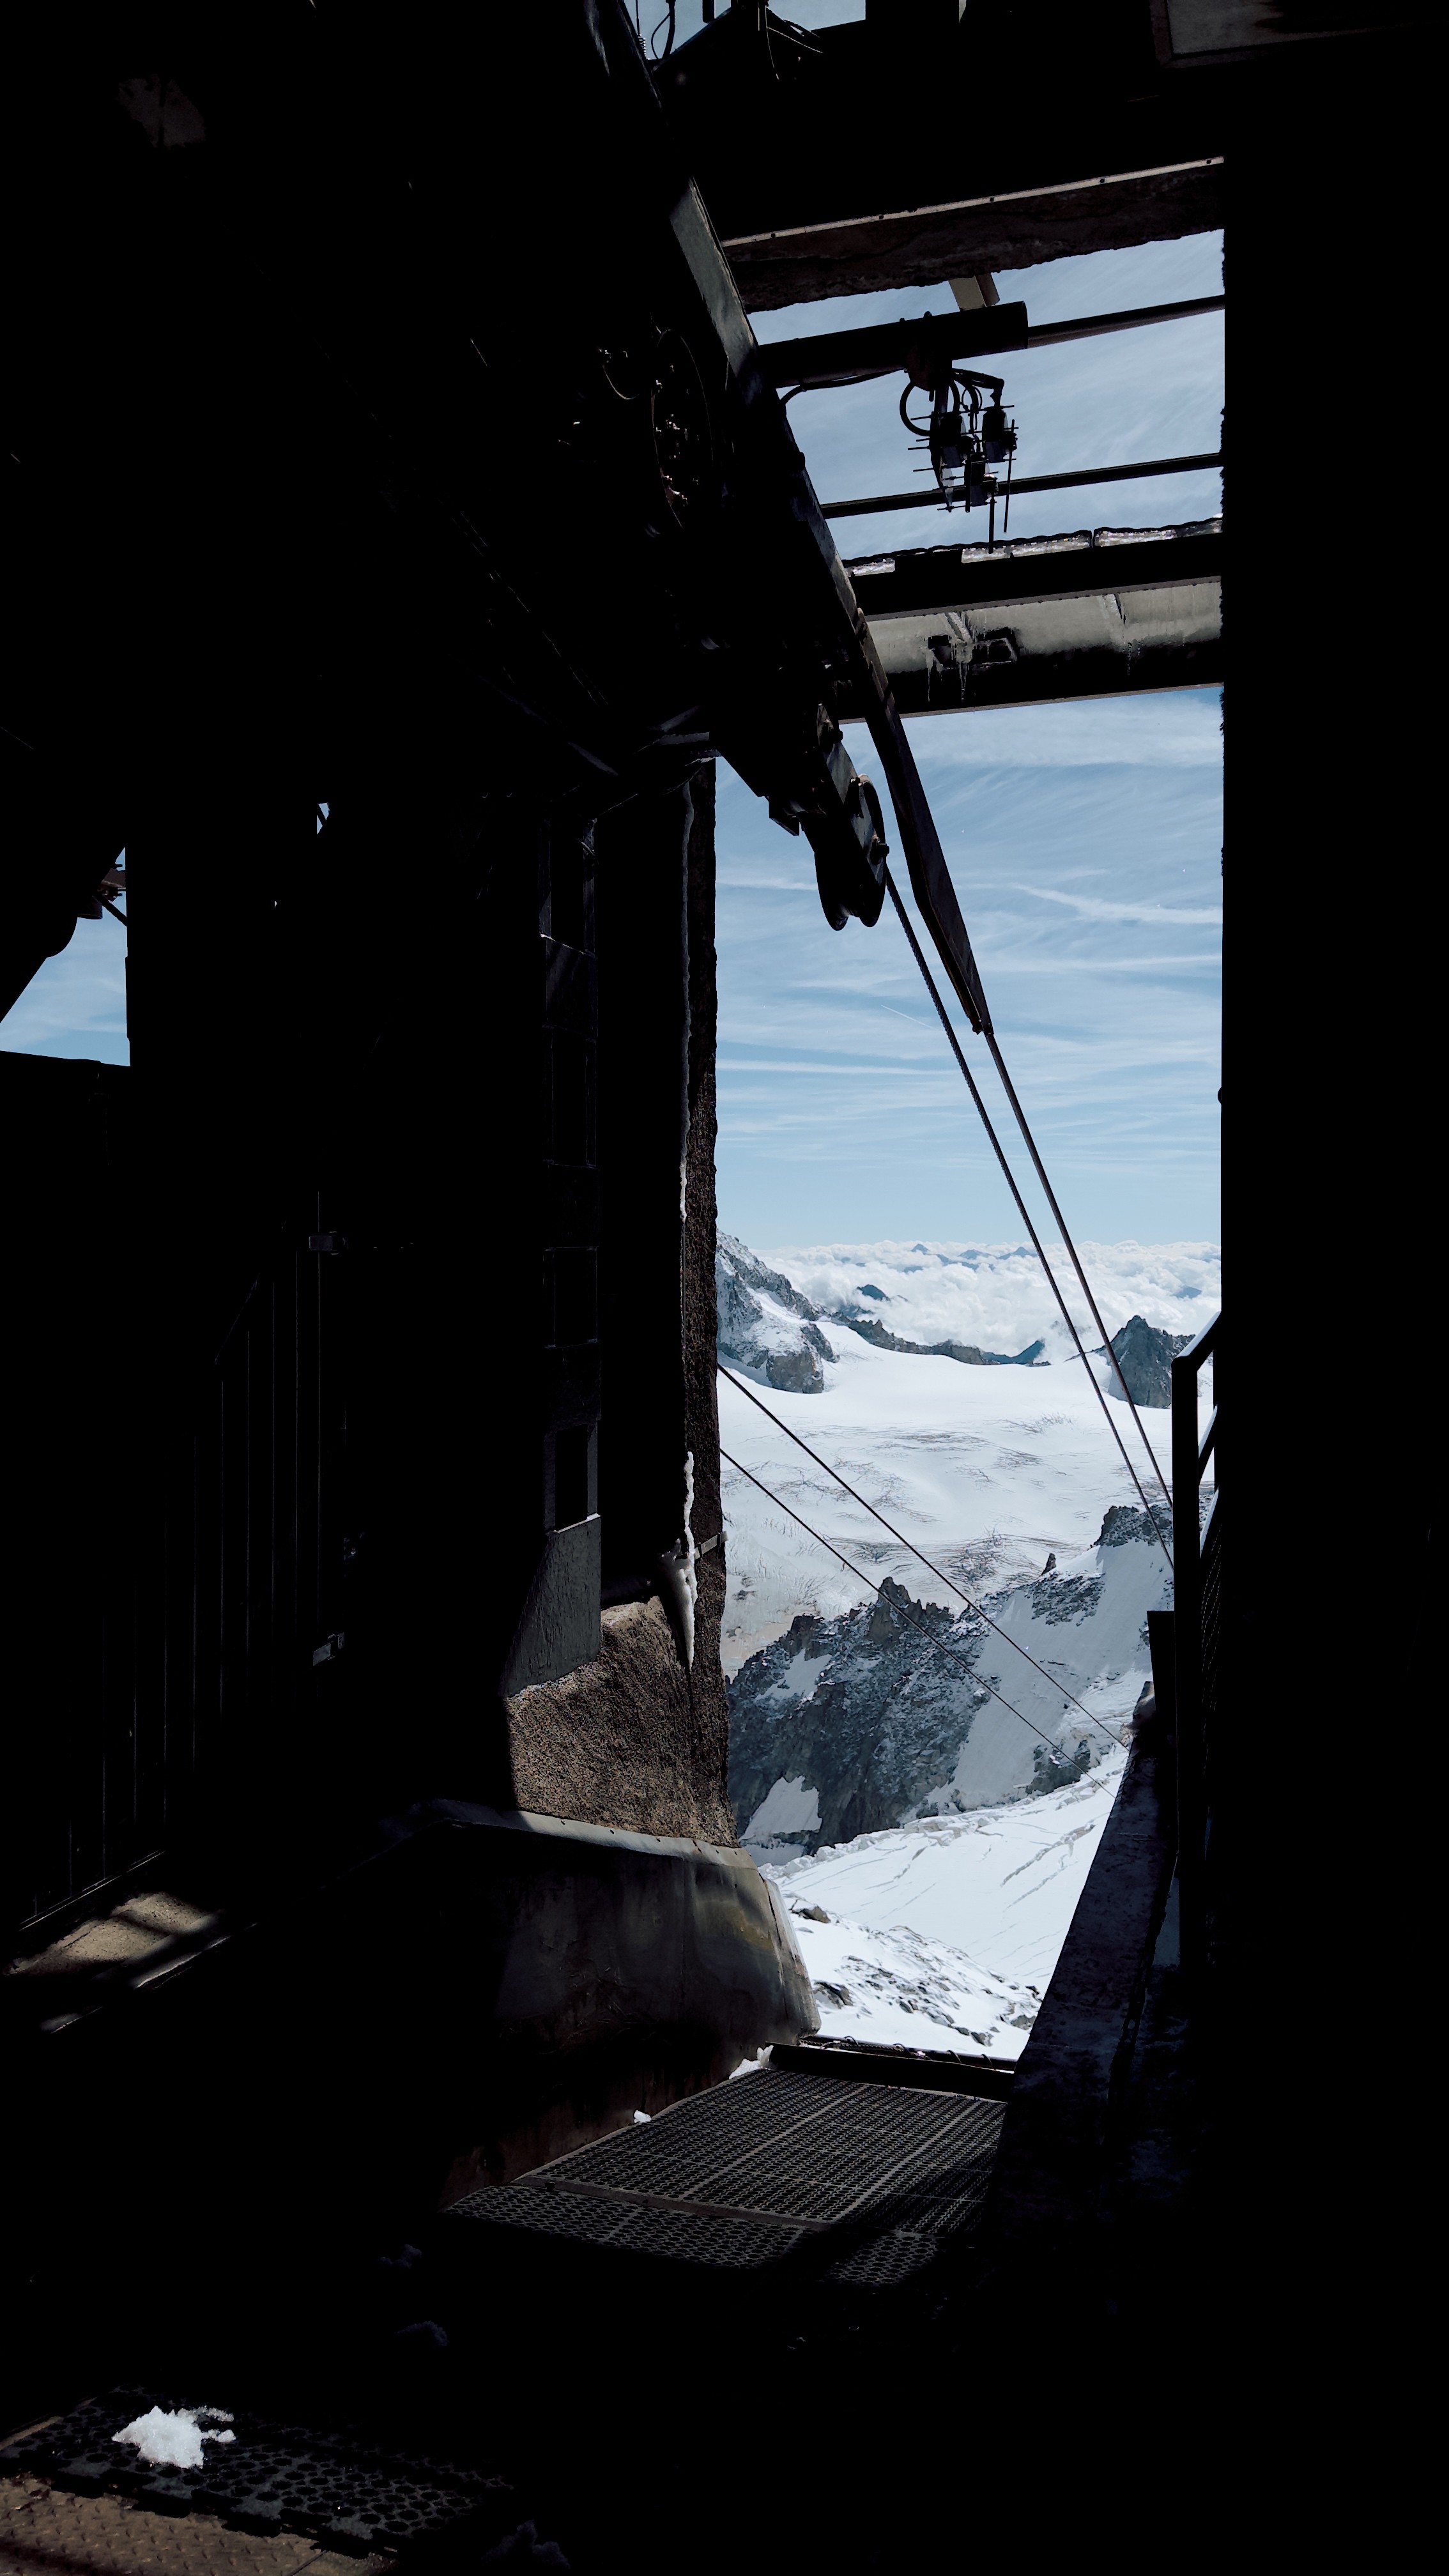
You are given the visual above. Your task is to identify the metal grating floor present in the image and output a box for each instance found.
[0,2073,1008,2575]
[445,2067,1006,2283]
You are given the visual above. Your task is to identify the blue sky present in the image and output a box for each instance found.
[1,93,1222,1259]
[719,228,1223,1250]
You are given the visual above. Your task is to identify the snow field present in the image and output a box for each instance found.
[765,1751,1128,2057]
[719,1236,1214,2048]
[720,1326,1174,1667]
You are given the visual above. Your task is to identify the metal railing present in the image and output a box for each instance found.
[1170,1312,1219,1959]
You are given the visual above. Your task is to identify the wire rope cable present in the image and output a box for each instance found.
[720,1446,1126,1754]
[719,1361,1111,1732]
[882,867,1174,1561]
[980,1028,1174,1495]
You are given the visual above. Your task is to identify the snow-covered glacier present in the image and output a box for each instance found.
[760,1758,1130,2060]
[717,1236,1212,1669]
[717,1233,1216,2054]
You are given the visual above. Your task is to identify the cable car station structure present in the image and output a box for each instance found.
[1,5,1432,2563]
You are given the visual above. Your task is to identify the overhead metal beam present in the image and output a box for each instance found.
[833,522,1222,719]
[822,452,1223,522]
[760,295,1222,393]
[845,526,1222,615]
[761,302,1028,392]
[1027,293,1223,349]
[724,164,1227,312]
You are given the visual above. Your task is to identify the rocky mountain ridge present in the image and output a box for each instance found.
[718,1233,1200,1404]
[716,1233,836,1395]
[718,1231,1059,1393]
[728,1501,1170,1855]
[832,1312,1045,1368]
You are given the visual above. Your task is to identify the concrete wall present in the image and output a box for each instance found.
[503,766,737,1851]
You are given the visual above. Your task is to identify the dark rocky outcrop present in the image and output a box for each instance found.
[1100,1502,1166,1547]
[831,1312,1045,1367]
[728,1583,990,1852]
[1031,1736,1094,1792]
[1098,1314,1197,1409]
[1025,1569,1104,1623]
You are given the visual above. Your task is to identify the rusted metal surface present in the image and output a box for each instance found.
[0,2476,393,2576]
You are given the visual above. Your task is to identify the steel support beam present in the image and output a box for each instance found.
[760,295,1223,394]
[823,452,1223,523]
[835,523,1222,717]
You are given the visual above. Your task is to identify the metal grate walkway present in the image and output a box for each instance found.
[444,2064,1006,2289]
[0,2066,1008,2567]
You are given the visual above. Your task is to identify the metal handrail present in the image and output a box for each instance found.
[1170,1312,1219,1962]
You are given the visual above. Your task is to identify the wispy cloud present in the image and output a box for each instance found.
[875,693,1223,774]
[1015,886,1223,927]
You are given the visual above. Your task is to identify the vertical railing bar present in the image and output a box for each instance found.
[244,1315,254,1727]
[314,1194,324,1652]
[1170,1310,1218,1971]
[190,1422,201,1795]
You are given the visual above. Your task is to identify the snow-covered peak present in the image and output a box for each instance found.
[716,1236,836,1395]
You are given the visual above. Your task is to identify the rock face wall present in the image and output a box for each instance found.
[504,765,735,1849]
[505,1596,737,1843]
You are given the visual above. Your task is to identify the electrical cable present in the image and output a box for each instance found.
[882,866,1174,1561]
[720,1445,1125,1755]
[718,1360,1111,1733]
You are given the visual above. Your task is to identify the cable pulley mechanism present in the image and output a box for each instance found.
[813,763,888,931]
[899,353,1017,514]
[767,703,890,931]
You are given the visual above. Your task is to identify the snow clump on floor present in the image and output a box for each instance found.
[112,2407,236,2470]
